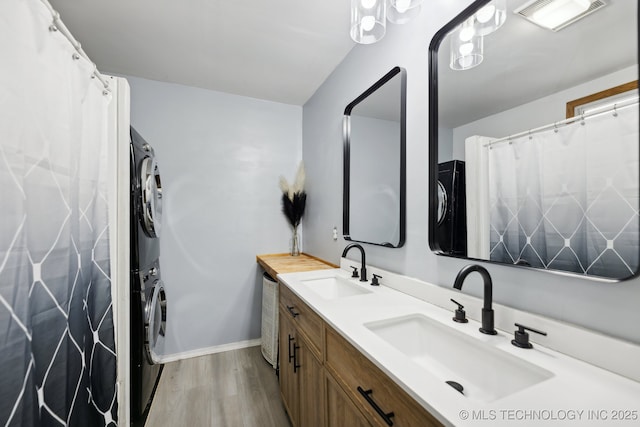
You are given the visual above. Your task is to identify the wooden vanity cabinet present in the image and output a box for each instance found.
[278,286,325,427]
[298,333,325,427]
[278,309,299,424]
[278,283,442,427]
[325,327,442,427]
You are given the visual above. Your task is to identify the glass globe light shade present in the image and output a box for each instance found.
[450,32,484,71]
[351,0,386,44]
[387,0,422,24]
[474,0,506,36]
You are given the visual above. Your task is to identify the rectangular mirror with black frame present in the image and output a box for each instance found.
[428,0,639,280]
[343,66,406,248]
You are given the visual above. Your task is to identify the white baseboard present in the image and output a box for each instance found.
[153,338,262,364]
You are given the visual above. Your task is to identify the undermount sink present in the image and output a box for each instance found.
[300,275,372,300]
[364,314,554,403]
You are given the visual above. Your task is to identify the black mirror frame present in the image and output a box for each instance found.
[343,66,407,248]
[426,0,640,282]
[428,0,487,256]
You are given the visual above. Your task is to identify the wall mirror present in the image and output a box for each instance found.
[344,66,406,247]
[428,0,639,280]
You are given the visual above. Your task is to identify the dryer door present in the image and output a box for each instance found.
[140,156,163,238]
[436,180,447,225]
[145,280,166,364]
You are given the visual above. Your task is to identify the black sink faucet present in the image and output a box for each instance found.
[342,243,367,282]
[453,264,497,335]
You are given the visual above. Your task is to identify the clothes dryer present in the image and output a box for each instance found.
[436,160,467,256]
[130,128,165,426]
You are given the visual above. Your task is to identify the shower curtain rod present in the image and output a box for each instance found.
[40,0,111,94]
[484,97,638,147]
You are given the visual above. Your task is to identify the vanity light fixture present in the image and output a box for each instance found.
[474,0,507,36]
[350,0,424,44]
[350,0,386,44]
[387,0,423,25]
[515,0,605,32]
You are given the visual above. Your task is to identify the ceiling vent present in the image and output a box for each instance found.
[515,0,607,32]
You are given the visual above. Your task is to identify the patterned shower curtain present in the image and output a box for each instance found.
[0,1,117,426]
[487,103,639,279]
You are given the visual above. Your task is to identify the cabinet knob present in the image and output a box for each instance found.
[286,305,299,318]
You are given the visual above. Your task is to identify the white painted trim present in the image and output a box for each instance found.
[152,339,262,364]
[106,76,131,427]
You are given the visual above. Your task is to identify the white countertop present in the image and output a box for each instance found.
[278,268,640,427]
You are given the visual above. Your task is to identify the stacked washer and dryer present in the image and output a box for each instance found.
[130,128,167,427]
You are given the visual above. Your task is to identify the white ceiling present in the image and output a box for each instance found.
[49,0,636,115]
[49,0,355,105]
[437,0,637,128]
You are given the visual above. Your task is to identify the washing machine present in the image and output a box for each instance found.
[436,160,467,256]
[130,127,166,426]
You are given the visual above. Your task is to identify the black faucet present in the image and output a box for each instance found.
[342,243,367,282]
[453,265,497,335]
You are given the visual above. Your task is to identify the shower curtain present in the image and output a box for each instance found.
[468,103,639,278]
[0,1,117,426]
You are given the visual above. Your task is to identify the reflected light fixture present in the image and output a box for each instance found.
[350,0,386,44]
[450,30,484,71]
[474,0,507,36]
[458,17,476,42]
[532,0,591,29]
[516,0,597,31]
[351,0,424,44]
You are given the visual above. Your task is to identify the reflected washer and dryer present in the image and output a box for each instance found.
[436,160,467,257]
[130,127,166,427]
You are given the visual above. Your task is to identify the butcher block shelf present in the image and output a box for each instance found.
[256,253,337,279]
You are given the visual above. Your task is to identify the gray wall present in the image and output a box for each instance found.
[127,76,302,355]
[302,0,640,344]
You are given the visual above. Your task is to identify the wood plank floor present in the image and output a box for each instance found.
[145,346,291,427]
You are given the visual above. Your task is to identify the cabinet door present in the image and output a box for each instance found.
[279,306,299,425]
[327,373,371,427]
[325,327,443,427]
[298,334,325,427]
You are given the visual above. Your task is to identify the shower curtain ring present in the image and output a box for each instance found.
[528,130,532,140]
[554,122,559,133]
[580,113,585,125]
[613,104,618,117]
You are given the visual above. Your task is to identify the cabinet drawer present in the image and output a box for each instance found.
[279,284,323,357]
[325,327,443,427]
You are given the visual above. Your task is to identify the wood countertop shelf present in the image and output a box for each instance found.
[256,253,337,280]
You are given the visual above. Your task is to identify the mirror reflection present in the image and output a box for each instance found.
[344,67,406,247]
[429,0,639,280]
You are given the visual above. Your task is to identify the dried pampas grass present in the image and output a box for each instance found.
[279,161,307,228]
[292,162,306,195]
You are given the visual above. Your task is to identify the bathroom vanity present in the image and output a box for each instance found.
[272,263,640,427]
[278,281,442,427]
[257,253,440,426]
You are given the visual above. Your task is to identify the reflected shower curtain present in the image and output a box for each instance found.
[486,104,639,278]
[0,1,117,426]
